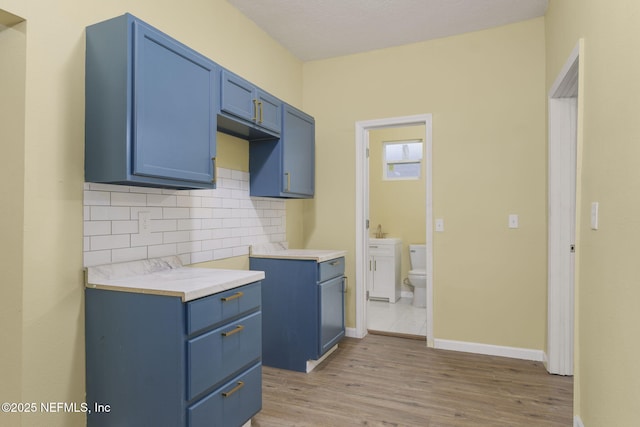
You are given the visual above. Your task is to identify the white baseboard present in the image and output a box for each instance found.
[434,338,545,362]
[306,344,338,373]
[574,415,585,427]
[345,327,360,338]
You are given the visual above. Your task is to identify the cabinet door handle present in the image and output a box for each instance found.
[258,101,264,124]
[343,276,348,293]
[374,260,377,271]
[221,381,245,398]
[221,325,244,337]
[284,172,291,192]
[220,291,244,302]
[252,99,259,122]
[211,157,217,184]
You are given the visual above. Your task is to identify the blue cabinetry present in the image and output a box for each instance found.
[85,13,316,197]
[219,69,282,140]
[85,14,218,189]
[85,282,262,427]
[249,104,315,198]
[249,256,345,372]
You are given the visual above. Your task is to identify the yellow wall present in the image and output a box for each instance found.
[546,0,640,424]
[0,16,25,427]
[0,0,303,425]
[369,125,426,285]
[12,0,639,423]
[303,18,547,348]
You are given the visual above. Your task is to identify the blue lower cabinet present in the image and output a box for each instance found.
[187,363,262,427]
[85,282,262,427]
[249,257,345,372]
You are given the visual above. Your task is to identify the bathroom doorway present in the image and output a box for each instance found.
[354,114,433,345]
[367,125,427,338]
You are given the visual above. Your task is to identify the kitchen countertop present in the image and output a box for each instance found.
[85,256,265,302]
[250,246,347,263]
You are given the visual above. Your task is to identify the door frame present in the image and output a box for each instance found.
[354,114,433,345]
[547,40,583,375]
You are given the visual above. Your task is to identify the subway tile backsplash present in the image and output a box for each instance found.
[83,168,286,267]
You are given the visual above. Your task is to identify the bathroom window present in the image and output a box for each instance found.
[382,140,423,180]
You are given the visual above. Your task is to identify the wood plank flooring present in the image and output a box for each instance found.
[252,334,573,426]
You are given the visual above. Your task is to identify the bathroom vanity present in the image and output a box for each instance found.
[368,238,401,303]
[249,246,347,372]
[84,257,264,427]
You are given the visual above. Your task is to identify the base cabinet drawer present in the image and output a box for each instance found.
[187,282,261,334]
[318,257,345,282]
[188,363,262,427]
[188,311,261,399]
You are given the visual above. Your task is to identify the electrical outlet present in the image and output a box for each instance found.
[508,214,519,229]
[139,211,152,236]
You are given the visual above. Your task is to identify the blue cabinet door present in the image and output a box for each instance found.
[85,14,217,189]
[319,275,346,356]
[133,20,217,185]
[220,69,281,138]
[249,103,315,198]
[255,89,282,134]
[220,70,256,124]
[281,104,315,196]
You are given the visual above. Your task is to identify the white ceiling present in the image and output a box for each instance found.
[227,0,548,61]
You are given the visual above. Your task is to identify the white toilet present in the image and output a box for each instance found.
[408,244,427,308]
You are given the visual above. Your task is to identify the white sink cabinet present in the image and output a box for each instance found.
[368,238,401,303]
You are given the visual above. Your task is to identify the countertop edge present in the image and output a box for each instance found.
[250,250,347,263]
[86,267,265,302]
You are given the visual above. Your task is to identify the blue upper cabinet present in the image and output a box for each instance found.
[249,104,315,198]
[219,69,282,140]
[85,14,218,189]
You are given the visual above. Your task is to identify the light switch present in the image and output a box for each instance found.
[508,214,519,229]
[435,218,444,232]
[591,202,599,230]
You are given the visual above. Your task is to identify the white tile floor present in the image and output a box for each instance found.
[367,297,427,336]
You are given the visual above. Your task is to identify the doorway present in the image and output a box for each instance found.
[366,125,427,338]
[547,40,582,375]
[354,114,433,345]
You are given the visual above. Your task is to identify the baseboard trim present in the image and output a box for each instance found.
[306,344,338,373]
[574,415,585,427]
[345,327,359,338]
[434,338,545,362]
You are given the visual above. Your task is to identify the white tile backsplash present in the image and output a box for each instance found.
[83,168,286,267]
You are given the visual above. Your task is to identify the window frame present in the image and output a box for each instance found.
[381,139,423,181]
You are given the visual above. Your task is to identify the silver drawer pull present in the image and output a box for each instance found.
[329,260,341,266]
[221,325,244,337]
[222,381,245,398]
[221,291,243,302]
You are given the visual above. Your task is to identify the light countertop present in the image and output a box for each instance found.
[85,256,264,302]
[250,248,347,263]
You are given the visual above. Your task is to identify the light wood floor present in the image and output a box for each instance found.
[252,334,573,426]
